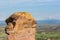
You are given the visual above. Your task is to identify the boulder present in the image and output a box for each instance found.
[5,12,37,40]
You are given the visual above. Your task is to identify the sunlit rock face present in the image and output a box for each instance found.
[5,12,37,40]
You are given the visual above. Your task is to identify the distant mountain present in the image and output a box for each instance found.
[0,19,60,26]
[0,20,6,26]
[37,19,60,25]
[36,19,60,32]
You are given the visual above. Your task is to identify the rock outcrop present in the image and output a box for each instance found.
[5,12,37,40]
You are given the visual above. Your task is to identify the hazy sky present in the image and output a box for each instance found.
[0,0,60,20]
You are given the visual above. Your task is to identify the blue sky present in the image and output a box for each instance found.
[0,0,60,20]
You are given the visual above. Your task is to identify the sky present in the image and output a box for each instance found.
[0,0,60,20]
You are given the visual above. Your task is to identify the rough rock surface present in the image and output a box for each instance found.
[5,12,37,40]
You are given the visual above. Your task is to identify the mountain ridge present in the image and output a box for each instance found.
[37,19,60,25]
[0,19,60,26]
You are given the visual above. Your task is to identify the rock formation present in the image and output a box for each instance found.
[5,12,37,40]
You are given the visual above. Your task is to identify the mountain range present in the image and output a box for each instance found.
[37,19,60,25]
[0,19,60,26]
[0,21,6,26]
